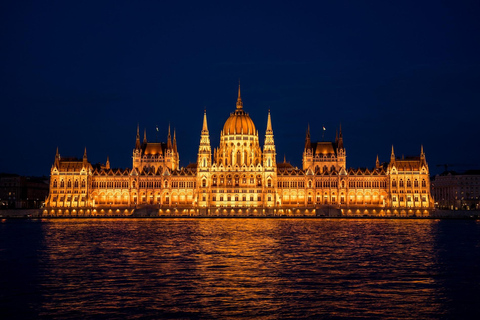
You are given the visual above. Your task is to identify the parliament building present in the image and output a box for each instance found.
[44,86,434,217]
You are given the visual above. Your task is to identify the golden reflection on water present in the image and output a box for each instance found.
[38,219,443,319]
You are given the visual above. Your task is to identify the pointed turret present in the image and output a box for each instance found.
[391,145,395,162]
[167,124,172,149]
[106,156,110,170]
[305,124,311,150]
[420,145,426,165]
[376,154,380,168]
[135,123,141,150]
[54,147,60,167]
[337,123,344,149]
[143,128,147,144]
[263,110,276,170]
[83,147,88,166]
[197,110,211,170]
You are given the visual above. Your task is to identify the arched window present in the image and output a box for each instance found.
[392,180,397,187]
[212,176,217,186]
[414,179,419,187]
[202,179,206,187]
[67,180,72,188]
[308,180,312,188]
[399,179,404,187]
[53,180,57,187]
[81,180,86,188]
[407,180,411,187]
[267,179,272,187]
[164,181,168,188]
[422,179,426,188]
[74,180,79,188]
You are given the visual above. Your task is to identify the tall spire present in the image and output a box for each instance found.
[376,154,380,168]
[391,145,395,162]
[135,123,141,150]
[202,109,209,133]
[420,145,426,162]
[263,109,276,169]
[167,124,172,149]
[106,156,110,170]
[54,147,60,167]
[305,124,311,150]
[236,81,243,110]
[337,123,344,149]
[143,128,147,144]
[83,147,87,159]
[266,110,273,133]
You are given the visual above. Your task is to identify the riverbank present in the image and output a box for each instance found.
[1,209,479,219]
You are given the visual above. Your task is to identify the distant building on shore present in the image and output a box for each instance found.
[43,86,434,217]
[432,170,480,210]
[0,173,49,209]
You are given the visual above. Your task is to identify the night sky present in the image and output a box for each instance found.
[1,0,479,177]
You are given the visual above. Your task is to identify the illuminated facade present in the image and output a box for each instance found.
[44,87,434,216]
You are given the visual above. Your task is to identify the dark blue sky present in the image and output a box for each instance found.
[1,0,479,176]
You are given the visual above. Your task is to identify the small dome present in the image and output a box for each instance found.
[223,109,256,135]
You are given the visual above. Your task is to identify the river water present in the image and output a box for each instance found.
[1,218,479,319]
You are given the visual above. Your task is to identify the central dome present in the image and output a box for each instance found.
[222,85,256,135]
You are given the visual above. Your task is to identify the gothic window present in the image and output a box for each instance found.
[212,176,217,186]
[308,180,312,188]
[267,179,272,187]
[341,180,345,188]
[202,179,206,187]
[236,151,241,165]
[164,181,168,188]
[234,175,239,187]
[422,179,426,188]
[414,179,419,187]
[407,180,412,187]
[74,180,78,188]
[399,180,404,187]
[67,180,72,188]
[392,180,397,187]
[53,180,57,187]
[227,175,232,186]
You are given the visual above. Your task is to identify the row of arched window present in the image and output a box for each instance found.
[53,179,86,188]
[392,179,426,188]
